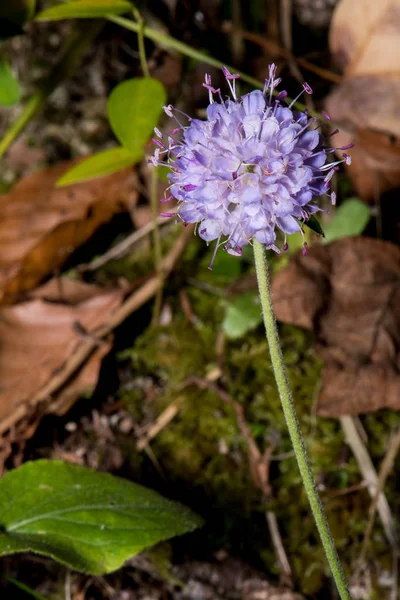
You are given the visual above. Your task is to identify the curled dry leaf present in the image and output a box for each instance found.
[0,277,123,436]
[0,159,137,304]
[325,0,400,199]
[272,237,400,416]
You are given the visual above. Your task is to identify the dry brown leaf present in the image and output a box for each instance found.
[272,237,400,416]
[330,0,400,78]
[325,0,400,199]
[30,276,111,305]
[0,277,123,434]
[327,128,400,200]
[0,160,137,304]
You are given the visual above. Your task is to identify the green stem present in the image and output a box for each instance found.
[150,168,162,271]
[109,14,329,119]
[0,22,102,158]
[131,7,150,78]
[150,167,163,325]
[253,240,351,600]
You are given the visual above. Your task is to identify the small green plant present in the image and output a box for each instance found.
[57,77,166,186]
[0,2,366,597]
[0,460,202,574]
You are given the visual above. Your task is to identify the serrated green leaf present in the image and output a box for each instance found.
[0,460,203,574]
[57,146,140,186]
[302,215,325,237]
[323,198,370,243]
[108,77,166,153]
[35,0,131,21]
[222,292,262,340]
[0,57,20,106]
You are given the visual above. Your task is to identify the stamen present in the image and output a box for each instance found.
[149,149,160,166]
[163,105,173,117]
[303,82,313,94]
[327,128,339,137]
[337,143,354,151]
[276,90,288,101]
[173,107,192,121]
[323,167,338,184]
[152,138,164,149]
[222,66,240,100]
[208,235,222,270]
[289,83,312,108]
[295,116,317,138]
[203,74,217,104]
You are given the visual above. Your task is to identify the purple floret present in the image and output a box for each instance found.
[151,65,351,265]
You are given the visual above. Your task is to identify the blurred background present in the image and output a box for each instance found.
[0,1,399,598]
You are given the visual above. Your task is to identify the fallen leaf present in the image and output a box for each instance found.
[272,237,400,416]
[3,137,46,174]
[0,277,123,435]
[30,276,111,304]
[330,0,399,78]
[0,160,137,304]
[325,0,400,199]
[327,128,400,201]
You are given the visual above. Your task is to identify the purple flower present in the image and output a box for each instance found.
[152,65,351,266]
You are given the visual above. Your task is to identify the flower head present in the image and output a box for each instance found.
[152,66,351,266]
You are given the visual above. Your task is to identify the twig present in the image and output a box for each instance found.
[136,397,183,451]
[222,23,342,84]
[65,570,71,600]
[0,226,193,437]
[340,415,396,547]
[83,213,176,272]
[187,375,293,587]
[280,0,314,111]
[358,428,400,569]
[109,14,323,117]
[230,0,245,65]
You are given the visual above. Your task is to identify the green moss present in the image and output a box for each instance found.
[118,254,397,597]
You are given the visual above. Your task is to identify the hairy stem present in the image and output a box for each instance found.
[253,240,351,600]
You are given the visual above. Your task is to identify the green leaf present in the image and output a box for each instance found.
[0,0,36,39]
[302,215,325,237]
[35,0,132,21]
[323,198,370,243]
[0,57,20,106]
[0,460,203,574]
[57,146,140,186]
[107,77,166,153]
[222,292,262,340]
